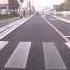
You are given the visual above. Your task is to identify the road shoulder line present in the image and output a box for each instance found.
[40,14,69,42]
[52,15,70,24]
[0,14,35,39]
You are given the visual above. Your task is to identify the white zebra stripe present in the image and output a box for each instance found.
[4,42,31,69]
[65,41,70,48]
[43,42,67,69]
[0,41,9,50]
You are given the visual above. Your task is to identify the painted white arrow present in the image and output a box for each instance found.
[65,41,70,48]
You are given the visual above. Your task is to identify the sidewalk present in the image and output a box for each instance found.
[0,14,34,39]
[52,15,70,23]
[57,15,70,20]
[0,17,20,27]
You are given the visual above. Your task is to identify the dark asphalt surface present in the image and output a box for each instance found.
[46,15,70,37]
[0,13,70,70]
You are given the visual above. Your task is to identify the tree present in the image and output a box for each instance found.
[63,0,70,11]
[54,0,70,11]
[8,0,19,15]
[8,0,19,10]
[54,3,64,11]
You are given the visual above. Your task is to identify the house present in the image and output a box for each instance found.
[0,0,19,15]
[0,4,9,15]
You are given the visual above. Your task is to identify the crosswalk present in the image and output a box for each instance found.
[0,41,67,70]
[5,42,31,69]
[43,42,66,69]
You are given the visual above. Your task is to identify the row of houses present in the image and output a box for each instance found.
[0,4,10,15]
[0,0,20,15]
[0,0,35,16]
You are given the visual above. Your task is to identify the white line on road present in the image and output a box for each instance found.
[43,42,67,69]
[40,14,69,42]
[0,18,22,33]
[0,41,9,50]
[4,42,31,69]
[65,41,70,48]
[40,14,70,49]
[0,20,20,33]
[64,36,70,38]
[0,15,34,39]
[52,15,70,24]
[0,14,36,33]
[0,20,25,39]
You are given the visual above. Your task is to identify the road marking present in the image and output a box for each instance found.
[52,15,70,24]
[40,14,69,42]
[0,18,22,33]
[40,14,70,49]
[64,36,70,37]
[43,42,67,69]
[0,41,9,50]
[0,21,24,39]
[4,42,31,69]
[0,15,34,39]
[65,41,70,48]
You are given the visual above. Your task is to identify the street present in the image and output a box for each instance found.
[0,12,70,70]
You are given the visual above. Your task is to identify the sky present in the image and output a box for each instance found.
[0,0,65,10]
[0,0,8,4]
[31,0,65,10]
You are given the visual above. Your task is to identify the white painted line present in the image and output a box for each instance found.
[0,17,29,33]
[64,36,70,38]
[0,18,21,33]
[0,14,35,33]
[65,41,70,48]
[40,14,69,42]
[5,42,31,69]
[43,42,67,69]
[0,15,34,39]
[0,20,25,39]
[0,41,9,50]
[52,15,70,24]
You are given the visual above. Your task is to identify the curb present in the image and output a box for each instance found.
[52,15,70,24]
[0,14,34,39]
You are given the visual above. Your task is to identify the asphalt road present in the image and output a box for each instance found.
[0,13,70,70]
[46,15,70,36]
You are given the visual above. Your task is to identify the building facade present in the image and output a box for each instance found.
[8,0,19,10]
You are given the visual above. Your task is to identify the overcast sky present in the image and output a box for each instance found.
[0,0,65,10]
[0,0,8,4]
[30,0,65,10]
